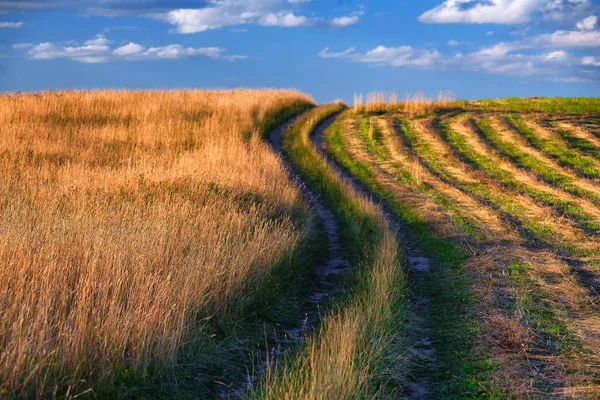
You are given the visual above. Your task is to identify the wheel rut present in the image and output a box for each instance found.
[312,115,437,399]
[220,113,351,398]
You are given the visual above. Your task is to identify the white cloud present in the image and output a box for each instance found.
[552,76,593,82]
[14,35,245,63]
[419,0,592,25]
[162,0,362,33]
[447,39,461,46]
[576,15,597,31]
[320,29,597,79]
[260,12,313,27]
[545,50,569,60]
[319,47,356,58]
[112,42,145,56]
[0,21,24,28]
[330,15,360,28]
[582,56,600,66]
[319,46,442,69]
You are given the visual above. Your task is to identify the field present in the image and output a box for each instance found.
[1,91,600,399]
[0,90,318,398]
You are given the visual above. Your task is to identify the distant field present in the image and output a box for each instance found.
[2,92,600,399]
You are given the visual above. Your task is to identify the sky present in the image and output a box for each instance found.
[0,0,599,103]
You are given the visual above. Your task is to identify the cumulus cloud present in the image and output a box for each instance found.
[319,46,442,69]
[260,12,313,27]
[419,0,592,25]
[13,34,245,63]
[577,15,598,31]
[330,15,360,28]
[582,56,600,66]
[0,1,209,14]
[320,16,600,80]
[162,0,362,33]
[0,0,361,31]
[0,21,23,28]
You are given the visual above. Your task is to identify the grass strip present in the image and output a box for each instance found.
[444,117,600,234]
[402,119,590,257]
[470,116,600,207]
[551,122,600,160]
[324,112,501,398]
[508,115,600,180]
[253,104,409,399]
[354,116,484,239]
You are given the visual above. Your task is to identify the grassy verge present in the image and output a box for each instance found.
[325,112,500,398]
[253,104,409,398]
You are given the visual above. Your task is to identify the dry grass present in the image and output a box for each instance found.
[256,104,408,399]
[353,91,456,116]
[0,89,315,397]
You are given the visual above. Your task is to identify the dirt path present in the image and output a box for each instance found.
[312,115,437,399]
[219,115,350,398]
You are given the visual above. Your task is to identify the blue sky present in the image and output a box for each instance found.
[0,0,599,102]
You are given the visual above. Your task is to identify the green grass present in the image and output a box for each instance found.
[253,104,409,399]
[508,115,600,180]
[326,112,502,399]
[354,116,483,239]
[469,116,600,208]
[551,122,600,160]
[399,118,592,257]
[442,117,600,234]
[508,260,577,354]
[461,98,600,114]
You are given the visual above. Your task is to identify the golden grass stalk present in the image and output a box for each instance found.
[0,89,314,397]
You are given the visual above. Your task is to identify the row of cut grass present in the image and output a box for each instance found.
[550,121,600,160]
[402,118,595,258]
[445,116,600,234]
[347,111,600,397]
[355,116,484,239]
[508,116,600,180]
[471,115,600,206]
[461,98,600,114]
[323,112,501,398]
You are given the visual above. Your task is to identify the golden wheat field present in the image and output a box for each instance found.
[0,90,315,397]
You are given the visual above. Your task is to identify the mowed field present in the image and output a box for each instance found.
[324,97,600,397]
[1,91,600,399]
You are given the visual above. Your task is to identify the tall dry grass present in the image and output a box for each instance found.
[353,91,456,116]
[0,89,314,397]
[257,104,408,399]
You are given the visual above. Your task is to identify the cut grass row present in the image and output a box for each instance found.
[335,110,600,397]
[253,104,409,399]
[402,117,600,260]
[322,112,500,398]
[468,115,600,210]
[445,116,600,235]
[507,116,600,180]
